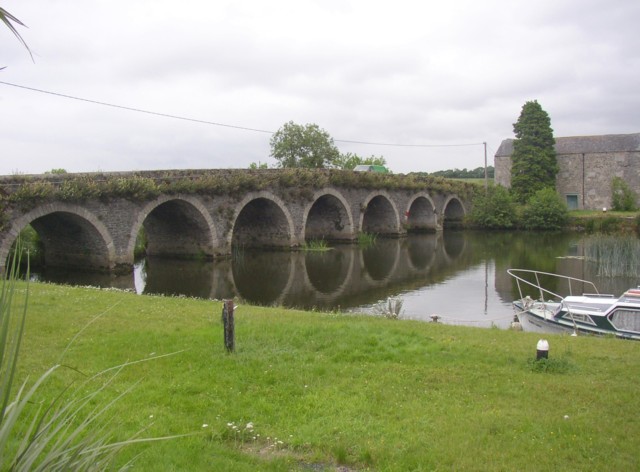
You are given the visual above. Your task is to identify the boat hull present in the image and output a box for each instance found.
[513,299,640,340]
[508,269,640,341]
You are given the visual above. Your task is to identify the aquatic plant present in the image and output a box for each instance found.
[584,234,640,277]
[375,297,403,319]
[357,232,377,247]
[302,239,331,252]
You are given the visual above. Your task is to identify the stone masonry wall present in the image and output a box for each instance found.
[495,150,640,210]
[0,171,469,273]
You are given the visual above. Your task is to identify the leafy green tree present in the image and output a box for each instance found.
[510,100,558,203]
[467,185,517,229]
[333,153,386,170]
[270,121,340,168]
[248,162,268,169]
[521,187,568,231]
[611,176,637,211]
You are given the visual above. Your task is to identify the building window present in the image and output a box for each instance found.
[566,194,579,210]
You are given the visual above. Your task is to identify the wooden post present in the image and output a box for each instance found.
[222,299,235,353]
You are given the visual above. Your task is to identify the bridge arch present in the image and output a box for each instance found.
[405,193,438,232]
[231,192,296,248]
[0,202,116,272]
[360,191,400,235]
[131,195,218,261]
[303,188,354,241]
[442,196,467,229]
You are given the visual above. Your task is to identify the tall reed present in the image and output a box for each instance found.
[584,234,640,277]
[357,232,377,247]
[302,239,331,252]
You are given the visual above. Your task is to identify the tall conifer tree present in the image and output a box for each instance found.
[510,100,558,203]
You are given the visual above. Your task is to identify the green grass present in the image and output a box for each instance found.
[568,210,639,235]
[10,282,640,471]
[570,210,638,217]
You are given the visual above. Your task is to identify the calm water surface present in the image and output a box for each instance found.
[31,232,639,331]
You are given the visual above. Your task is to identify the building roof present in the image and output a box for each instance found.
[495,132,640,157]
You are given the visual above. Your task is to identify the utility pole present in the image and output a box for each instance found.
[483,142,488,191]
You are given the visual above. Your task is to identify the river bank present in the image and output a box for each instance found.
[11,282,640,470]
[567,210,639,234]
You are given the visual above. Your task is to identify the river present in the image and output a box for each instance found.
[30,231,639,331]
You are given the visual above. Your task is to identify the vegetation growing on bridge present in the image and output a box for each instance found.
[0,169,478,228]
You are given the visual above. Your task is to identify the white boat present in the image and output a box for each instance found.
[508,269,640,340]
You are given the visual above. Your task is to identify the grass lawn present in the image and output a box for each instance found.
[569,210,638,219]
[9,282,640,471]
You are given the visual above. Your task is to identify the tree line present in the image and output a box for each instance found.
[431,167,494,179]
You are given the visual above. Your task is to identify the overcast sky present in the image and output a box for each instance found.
[1,0,638,176]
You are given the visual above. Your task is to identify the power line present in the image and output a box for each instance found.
[0,80,274,134]
[0,80,485,148]
[333,138,483,147]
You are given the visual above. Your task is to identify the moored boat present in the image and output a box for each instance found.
[508,269,640,340]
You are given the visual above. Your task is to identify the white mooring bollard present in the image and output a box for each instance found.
[536,339,549,360]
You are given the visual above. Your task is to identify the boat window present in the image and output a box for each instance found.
[564,312,596,326]
[610,310,640,333]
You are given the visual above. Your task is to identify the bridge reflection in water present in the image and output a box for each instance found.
[30,231,640,331]
[31,232,520,329]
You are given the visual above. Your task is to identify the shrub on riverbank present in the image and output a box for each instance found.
[611,176,638,212]
[466,186,639,233]
[520,187,568,230]
[466,186,569,231]
[11,282,640,471]
[465,185,518,229]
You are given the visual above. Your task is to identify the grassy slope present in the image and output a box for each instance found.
[12,282,640,471]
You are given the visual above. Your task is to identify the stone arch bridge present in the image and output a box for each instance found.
[0,169,473,274]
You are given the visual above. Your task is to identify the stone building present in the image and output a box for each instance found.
[494,132,640,210]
